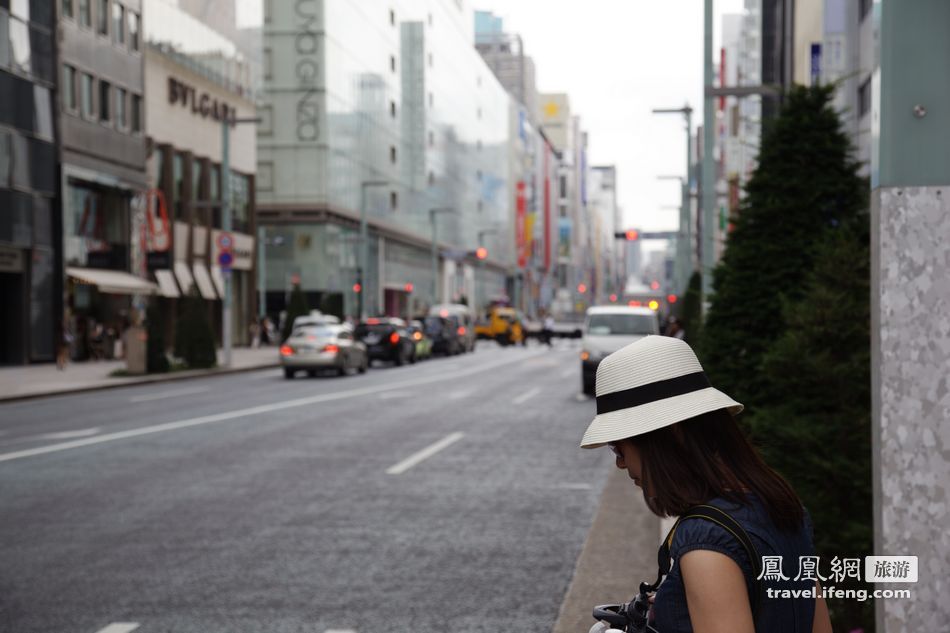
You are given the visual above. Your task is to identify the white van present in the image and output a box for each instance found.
[581,305,659,395]
[428,303,476,352]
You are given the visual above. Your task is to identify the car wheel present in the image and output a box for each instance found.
[284,368,295,379]
[338,364,347,377]
[358,357,368,373]
[395,351,404,366]
[409,349,417,364]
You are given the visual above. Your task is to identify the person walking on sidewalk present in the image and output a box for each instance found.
[580,336,832,633]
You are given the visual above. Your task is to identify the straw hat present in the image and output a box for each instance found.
[580,335,743,448]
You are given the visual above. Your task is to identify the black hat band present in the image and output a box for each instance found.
[595,371,711,415]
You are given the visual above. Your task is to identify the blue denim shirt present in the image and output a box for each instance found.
[653,493,816,633]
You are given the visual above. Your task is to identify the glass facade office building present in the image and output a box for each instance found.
[258,0,512,318]
[0,0,57,364]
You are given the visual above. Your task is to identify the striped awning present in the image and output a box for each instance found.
[66,267,159,296]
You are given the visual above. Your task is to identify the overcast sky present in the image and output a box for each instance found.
[237,0,746,243]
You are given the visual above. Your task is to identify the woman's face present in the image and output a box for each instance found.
[609,439,643,488]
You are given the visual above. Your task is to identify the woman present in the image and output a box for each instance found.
[581,335,832,633]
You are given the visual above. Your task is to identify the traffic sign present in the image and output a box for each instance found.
[218,251,234,269]
[216,232,234,250]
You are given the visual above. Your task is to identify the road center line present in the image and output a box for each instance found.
[0,351,545,464]
[512,386,541,405]
[129,386,209,403]
[95,624,140,633]
[386,432,464,475]
[38,427,101,440]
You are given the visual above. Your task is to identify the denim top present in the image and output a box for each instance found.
[653,493,816,633]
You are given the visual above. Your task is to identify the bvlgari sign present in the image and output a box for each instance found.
[168,77,236,125]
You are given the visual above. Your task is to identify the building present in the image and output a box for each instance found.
[474,11,538,127]
[588,165,622,301]
[0,1,58,364]
[257,0,513,321]
[142,0,258,346]
[58,0,151,362]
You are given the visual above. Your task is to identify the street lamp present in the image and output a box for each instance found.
[221,114,260,368]
[359,180,389,320]
[429,207,455,306]
[652,105,694,297]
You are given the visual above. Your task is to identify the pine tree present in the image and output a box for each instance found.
[146,301,169,373]
[753,215,872,631]
[281,283,309,342]
[174,288,217,369]
[699,85,866,414]
[676,271,703,346]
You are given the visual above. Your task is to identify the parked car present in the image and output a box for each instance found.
[280,324,367,379]
[355,318,416,365]
[408,320,433,361]
[580,306,659,395]
[423,315,463,356]
[429,304,476,352]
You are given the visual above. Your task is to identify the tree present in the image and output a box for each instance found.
[699,85,867,414]
[146,301,169,373]
[281,283,309,342]
[676,271,703,346]
[174,288,217,369]
[753,215,872,631]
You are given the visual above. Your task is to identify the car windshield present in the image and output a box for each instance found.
[586,314,655,336]
[423,317,446,335]
[355,324,393,338]
[292,326,337,338]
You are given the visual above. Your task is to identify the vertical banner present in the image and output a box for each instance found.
[543,143,551,271]
[516,181,527,268]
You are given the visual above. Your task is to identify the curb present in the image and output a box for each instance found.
[0,362,281,404]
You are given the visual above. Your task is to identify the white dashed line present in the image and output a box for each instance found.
[95,624,140,633]
[37,427,101,440]
[512,387,541,405]
[386,432,465,475]
[129,387,209,403]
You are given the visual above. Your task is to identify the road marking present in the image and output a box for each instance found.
[378,391,411,400]
[129,387,209,403]
[449,388,474,400]
[324,630,358,633]
[0,351,545,464]
[512,387,541,405]
[386,432,464,475]
[95,624,140,633]
[38,427,101,440]
[561,368,574,378]
[553,483,593,490]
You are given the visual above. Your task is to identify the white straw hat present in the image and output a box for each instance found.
[580,335,743,448]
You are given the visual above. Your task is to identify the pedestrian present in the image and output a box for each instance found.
[542,313,555,348]
[57,319,73,370]
[262,316,276,345]
[249,317,261,348]
[666,316,686,341]
[580,336,831,633]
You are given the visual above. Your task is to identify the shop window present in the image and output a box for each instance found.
[99,80,111,122]
[111,2,124,45]
[80,72,94,119]
[97,0,108,35]
[78,0,91,27]
[127,10,139,52]
[115,86,127,129]
[130,93,141,133]
[63,64,78,111]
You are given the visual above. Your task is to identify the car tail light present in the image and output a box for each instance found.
[389,332,400,344]
[323,344,339,354]
[457,326,466,335]
[367,318,380,325]
[280,345,294,356]
[413,332,422,341]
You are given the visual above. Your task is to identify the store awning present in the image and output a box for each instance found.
[173,261,196,297]
[210,265,226,297]
[192,263,218,300]
[154,269,181,298]
[66,267,159,296]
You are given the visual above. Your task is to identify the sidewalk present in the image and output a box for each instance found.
[0,347,280,402]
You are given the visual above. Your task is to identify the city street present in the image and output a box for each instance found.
[0,342,616,633]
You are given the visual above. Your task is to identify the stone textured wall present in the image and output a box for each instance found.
[872,186,950,632]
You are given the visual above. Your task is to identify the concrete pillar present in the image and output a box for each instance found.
[872,2,950,631]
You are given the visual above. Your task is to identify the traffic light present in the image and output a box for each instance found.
[475,247,488,260]
[404,283,414,293]
[667,294,678,304]
[577,283,587,294]
[650,280,660,291]
[609,293,618,302]
[614,229,640,241]
[353,283,362,293]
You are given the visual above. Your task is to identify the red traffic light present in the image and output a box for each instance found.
[609,293,618,302]
[650,280,660,291]
[577,283,587,294]
[353,283,362,293]
[625,229,639,241]
[667,294,678,304]
[475,247,488,260]
[404,283,414,293]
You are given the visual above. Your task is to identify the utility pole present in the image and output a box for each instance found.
[701,0,716,312]
[653,105,693,297]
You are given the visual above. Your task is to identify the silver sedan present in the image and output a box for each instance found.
[280,325,369,379]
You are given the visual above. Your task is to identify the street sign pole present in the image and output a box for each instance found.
[221,119,232,367]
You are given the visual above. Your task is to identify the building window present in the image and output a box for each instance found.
[63,0,74,19]
[9,17,31,74]
[477,200,483,213]
[428,171,435,186]
[263,48,273,80]
[112,2,124,44]
[99,80,111,122]
[78,0,91,26]
[477,170,482,181]
[427,13,432,26]
[390,146,397,164]
[428,52,433,67]
[390,191,398,211]
[428,131,434,147]
[80,72,94,118]
[127,11,139,52]
[130,93,142,133]
[390,101,396,118]
[858,76,872,117]
[389,9,395,25]
[428,92,433,107]
[63,65,77,110]
[263,0,272,24]
[390,55,396,73]
[97,0,108,35]
[258,104,273,135]
[859,0,873,21]
[477,107,482,119]
[115,86,127,128]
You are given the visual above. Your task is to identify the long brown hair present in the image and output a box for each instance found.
[631,408,805,532]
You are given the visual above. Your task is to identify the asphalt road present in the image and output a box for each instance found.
[0,340,618,633]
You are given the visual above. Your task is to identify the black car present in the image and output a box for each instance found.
[423,315,463,356]
[355,318,416,365]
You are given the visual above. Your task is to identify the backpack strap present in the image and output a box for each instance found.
[651,504,764,617]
